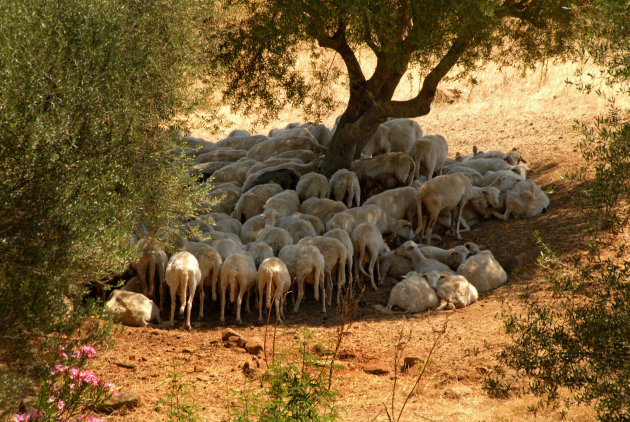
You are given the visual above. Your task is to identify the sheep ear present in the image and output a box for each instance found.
[473,145,478,155]
[519,156,528,164]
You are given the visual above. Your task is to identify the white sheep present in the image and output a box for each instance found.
[256,257,291,323]
[227,129,251,138]
[240,215,267,244]
[246,134,326,162]
[457,250,507,293]
[492,179,550,220]
[182,241,223,309]
[195,147,247,164]
[205,183,241,215]
[278,244,326,316]
[270,124,331,147]
[323,228,354,291]
[263,190,301,220]
[213,134,268,151]
[233,183,284,222]
[326,204,414,240]
[363,118,423,156]
[481,170,525,191]
[219,253,258,324]
[394,241,453,274]
[424,271,478,310]
[300,197,348,226]
[291,212,326,235]
[364,186,417,222]
[255,226,293,256]
[165,251,202,330]
[212,217,243,237]
[440,164,484,186]
[298,236,347,305]
[208,237,244,260]
[276,216,317,244]
[419,245,470,270]
[379,251,413,280]
[351,152,416,193]
[408,135,448,181]
[105,290,162,327]
[415,173,473,245]
[329,169,360,208]
[134,238,168,302]
[296,172,330,201]
[246,241,275,269]
[351,223,389,291]
[210,159,258,187]
[374,272,439,314]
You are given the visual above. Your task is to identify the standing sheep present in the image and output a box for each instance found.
[296,172,330,201]
[278,244,326,317]
[165,251,202,330]
[352,223,389,291]
[182,241,223,312]
[329,169,361,208]
[256,257,291,323]
[298,236,347,306]
[219,253,258,324]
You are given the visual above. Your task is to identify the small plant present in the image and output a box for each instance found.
[156,359,200,422]
[13,344,117,422]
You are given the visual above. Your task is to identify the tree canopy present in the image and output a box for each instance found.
[215,0,585,175]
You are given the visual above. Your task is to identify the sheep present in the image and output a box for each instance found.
[326,204,414,240]
[363,186,417,222]
[191,161,231,182]
[246,158,304,178]
[298,236,347,305]
[351,152,416,195]
[323,228,354,289]
[219,253,258,324]
[492,179,549,220]
[329,169,360,208]
[300,197,348,226]
[227,129,250,138]
[240,215,267,244]
[241,168,300,193]
[185,134,213,149]
[134,238,168,301]
[233,183,283,223]
[394,241,453,274]
[274,149,319,163]
[208,237,244,260]
[424,272,478,310]
[467,147,526,166]
[362,118,423,156]
[457,250,507,293]
[415,173,474,245]
[296,172,330,202]
[408,135,448,181]
[263,190,301,220]
[440,164,484,186]
[351,223,389,291]
[291,212,326,235]
[276,216,317,244]
[182,241,223,305]
[256,257,291,323]
[379,251,413,280]
[246,241,275,269]
[212,217,243,237]
[213,134,268,151]
[165,251,202,330]
[205,183,241,215]
[120,276,144,294]
[270,124,331,147]
[209,159,258,187]
[246,135,326,162]
[481,170,524,191]
[195,148,247,164]
[457,157,517,175]
[105,290,162,327]
[268,127,319,142]
[278,244,326,316]
[418,245,470,270]
[255,226,293,256]
[374,272,439,314]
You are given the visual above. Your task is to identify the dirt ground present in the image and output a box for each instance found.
[89,62,615,421]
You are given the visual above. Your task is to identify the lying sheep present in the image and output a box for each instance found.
[213,134,268,151]
[219,253,258,324]
[326,204,414,240]
[458,157,517,176]
[240,216,267,244]
[246,134,325,162]
[363,118,423,156]
[255,226,293,256]
[424,271,478,310]
[329,169,360,208]
[233,183,284,222]
[165,251,202,330]
[408,135,448,181]
[182,241,223,308]
[257,257,291,323]
[374,272,439,314]
[246,157,304,178]
[300,197,348,226]
[298,236,347,305]
[481,170,524,191]
[492,179,549,220]
[394,241,453,274]
[364,186,417,222]
[415,173,473,245]
[278,244,326,316]
[105,290,162,327]
[351,152,415,195]
[296,172,330,201]
[270,124,331,147]
[246,241,274,269]
[351,223,389,291]
[440,164,484,186]
[379,251,413,280]
[419,245,470,270]
[457,250,507,293]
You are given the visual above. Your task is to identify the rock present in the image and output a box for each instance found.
[245,338,264,355]
[242,362,256,377]
[197,375,210,382]
[221,328,243,341]
[95,392,141,413]
[225,335,241,348]
[443,386,473,399]
[363,359,391,375]
[403,356,421,370]
[182,348,194,354]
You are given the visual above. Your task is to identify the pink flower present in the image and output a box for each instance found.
[87,417,105,422]
[73,345,97,359]
[69,367,80,380]
[48,396,56,403]
[79,370,99,387]
[50,363,69,375]
[57,345,69,360]
[14,411,43,421]
[56,400,65,410]
[103,381,116,390]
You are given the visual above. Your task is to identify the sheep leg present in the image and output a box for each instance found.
[326,272,333,306]
[211,268,218,301]
[425,214,438,247]
[492,208,511,221]
[244,290,251,313]
[293,278,304,313]
[179,274,188,317]
[220,283,227,323]
[368,252,378,291]
[159,278,165,313]
[258,282,264,323]
[147,261,156,298]
[169,282,177,328]
[453,200,465,240]
[236,290,244,325]
[185,284,195,330]
[320,276,327,318]
[198,283,205,319]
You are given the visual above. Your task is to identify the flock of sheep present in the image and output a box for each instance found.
[105,118,550,330]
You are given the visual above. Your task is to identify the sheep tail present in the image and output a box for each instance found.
[229,270,238,303]
[266,272,272,310]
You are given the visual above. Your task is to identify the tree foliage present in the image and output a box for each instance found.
[213,0,586,174]
[490,2,630,420]
[0,0,215,410]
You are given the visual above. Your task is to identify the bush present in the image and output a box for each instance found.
[0,0,215,411]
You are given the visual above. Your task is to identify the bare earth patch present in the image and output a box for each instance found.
[90,64,609,421]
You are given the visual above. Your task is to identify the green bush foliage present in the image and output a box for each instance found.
[0,0,215,411]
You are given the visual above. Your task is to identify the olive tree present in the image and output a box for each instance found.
[215,0,584,175]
